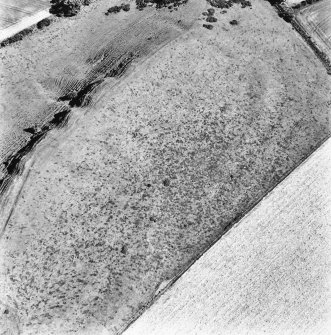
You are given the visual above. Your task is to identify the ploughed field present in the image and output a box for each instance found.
[296,0,331,58]
[0,0,49,29]
[0,0,330,335]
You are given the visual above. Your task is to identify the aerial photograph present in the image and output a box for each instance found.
[0,0,330,334]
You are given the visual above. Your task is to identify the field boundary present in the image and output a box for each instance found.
[0,9,51,43]
[270,0,331,74]
[118,134,330,335]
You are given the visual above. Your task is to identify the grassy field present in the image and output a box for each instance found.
[0,0,330,334]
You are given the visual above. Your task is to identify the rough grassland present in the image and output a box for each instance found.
[0,0,330,334]
[0,0,202,180]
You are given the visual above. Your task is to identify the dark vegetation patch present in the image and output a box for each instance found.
[58,52,136,107]
[163,178,171,187]
[203,24,214,30]
[122,4,131,11]
[1,50,138,200]
[207,8,215,15]
[2,50,138,195]
[0,16,55,48]
[105,52,136,78]
[0,27,34,48]
[206,16,217,22]
[265,0,294,22]
[291,0,321,10]
[68,79,104,107]
[207,0,251,9]
[50,0,91,17]
[58,91,78,102]
[0,106,71,195]
[23,128,36,135]
[50,0,81,16]
[120,245,128,254]
[105,3,130,15]
[201,0,250,30]
[135,0,188,10]
[37,18,51,30]
[50,108,71,125]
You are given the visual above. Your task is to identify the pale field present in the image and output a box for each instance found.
[0,0,49,28]
[297,0,331,58]
[124,138,331,335]
[286,0,304,5]
[0,0,330,334]
[0,10,50,43]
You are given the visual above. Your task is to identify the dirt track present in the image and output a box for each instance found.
[0,0,330,334]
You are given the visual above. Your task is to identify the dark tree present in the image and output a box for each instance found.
[50,0,82,17]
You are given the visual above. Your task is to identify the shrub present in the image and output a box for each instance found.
[37,18,51,29]
[203,24,214,30]
[136,0,148,9]
[105,3,130,15]
[135,0,187,10]
[207,0,230,8]
[122,3,130,11]
[206,16,217,22]
[207,0,251,8]
[278,11,293,22]
[107,5,122,14]
[0,27,34,47]
[229,19,238,25]
[50,0,86,17]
